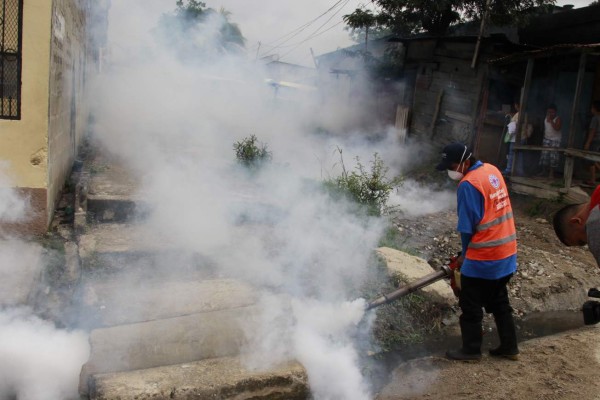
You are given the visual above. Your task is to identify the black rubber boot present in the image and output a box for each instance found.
[489,313,519,361]
[489,346,519,360]
[446,348,482,361]
[446,319,482,361]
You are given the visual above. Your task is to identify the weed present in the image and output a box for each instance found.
[36,233,66,255]
[525,195,563,218]
[358,254,451,353]
[370,272,451,351]
[526,200,544,217]
[378,225,402,248]
[233,134,272,169]
[377,224,418,254]
[324,148,399,216]
[90,163,109,175]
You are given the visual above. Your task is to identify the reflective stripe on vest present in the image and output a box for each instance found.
[475,211,514,233]
[468,233,517,249]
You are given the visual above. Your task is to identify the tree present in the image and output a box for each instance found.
[216,7,245,49]
[344,0,556,36]
[343,9,380,50]
[156,0,245,59]
[175,0,207,20]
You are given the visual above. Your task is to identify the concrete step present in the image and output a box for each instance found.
[89,357,309,400]
[80,305,259,396]
[77,223,217,283]
[75,278,258,328]
[84,151,144,223]
[78,223,184,259]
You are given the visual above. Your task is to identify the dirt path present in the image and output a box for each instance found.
[376,326,600,400]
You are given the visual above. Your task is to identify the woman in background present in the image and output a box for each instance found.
[539,104,562,179]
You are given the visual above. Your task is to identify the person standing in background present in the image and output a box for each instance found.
[539,104,562,179]
[503,102,532,176]
[503,103,520,175]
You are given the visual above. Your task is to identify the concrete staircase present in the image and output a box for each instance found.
[74,148,309,399]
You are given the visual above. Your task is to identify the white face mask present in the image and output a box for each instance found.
[447,169,464,180]
[446,146,470,181]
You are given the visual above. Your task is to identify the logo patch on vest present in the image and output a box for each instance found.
[489,174,501,189]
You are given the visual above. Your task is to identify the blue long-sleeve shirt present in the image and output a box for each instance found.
[457,161,517,280]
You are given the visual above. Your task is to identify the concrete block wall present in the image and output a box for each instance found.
[47,0,97,229]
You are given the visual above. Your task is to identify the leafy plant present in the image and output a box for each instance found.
[325,148,398,216]
[233,134,272,169]
[155,0,245,59]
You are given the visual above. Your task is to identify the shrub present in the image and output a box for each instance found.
[325,149,398,216]
[233,135,272,168]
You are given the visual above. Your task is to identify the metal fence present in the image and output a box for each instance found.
[0,0,22,119]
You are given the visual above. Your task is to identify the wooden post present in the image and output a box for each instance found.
[564,51,588,190]
[474,66,489,157]
[475,86,489,157]
[471,0,492,69]
[395,105,409,143]
[429,89,444,138]
[511,57,534,175]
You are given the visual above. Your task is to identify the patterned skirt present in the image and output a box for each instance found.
[539,138,561,168]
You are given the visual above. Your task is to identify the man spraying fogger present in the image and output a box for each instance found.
[436,143,519,361]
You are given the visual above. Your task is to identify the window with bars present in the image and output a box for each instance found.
[0,0,23,119]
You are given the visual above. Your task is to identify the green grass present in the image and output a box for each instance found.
[360,254,452,353]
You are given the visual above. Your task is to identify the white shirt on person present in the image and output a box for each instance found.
[544,117,562,142]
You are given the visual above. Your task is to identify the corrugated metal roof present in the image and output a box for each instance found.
[489,43,600,64]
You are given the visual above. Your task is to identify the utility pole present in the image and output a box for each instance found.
[310,48,319,69]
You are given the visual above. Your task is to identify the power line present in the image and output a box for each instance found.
[266,0,350,51]
[278,20,345,61]
[275,0,351,61]
[249,1,374,54]
[260,0,348,54]
[264,0,346,46]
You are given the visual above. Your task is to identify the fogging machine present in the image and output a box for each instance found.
[366,255,461,310]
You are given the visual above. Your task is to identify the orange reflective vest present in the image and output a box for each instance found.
[460,163,517,261]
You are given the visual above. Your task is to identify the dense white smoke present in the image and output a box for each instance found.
[0,169,89,400]
[90,2,454,398]
[0,162,27,223]
[0,308,89,400]
[291,298,371,399]
[388,180,456,217]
